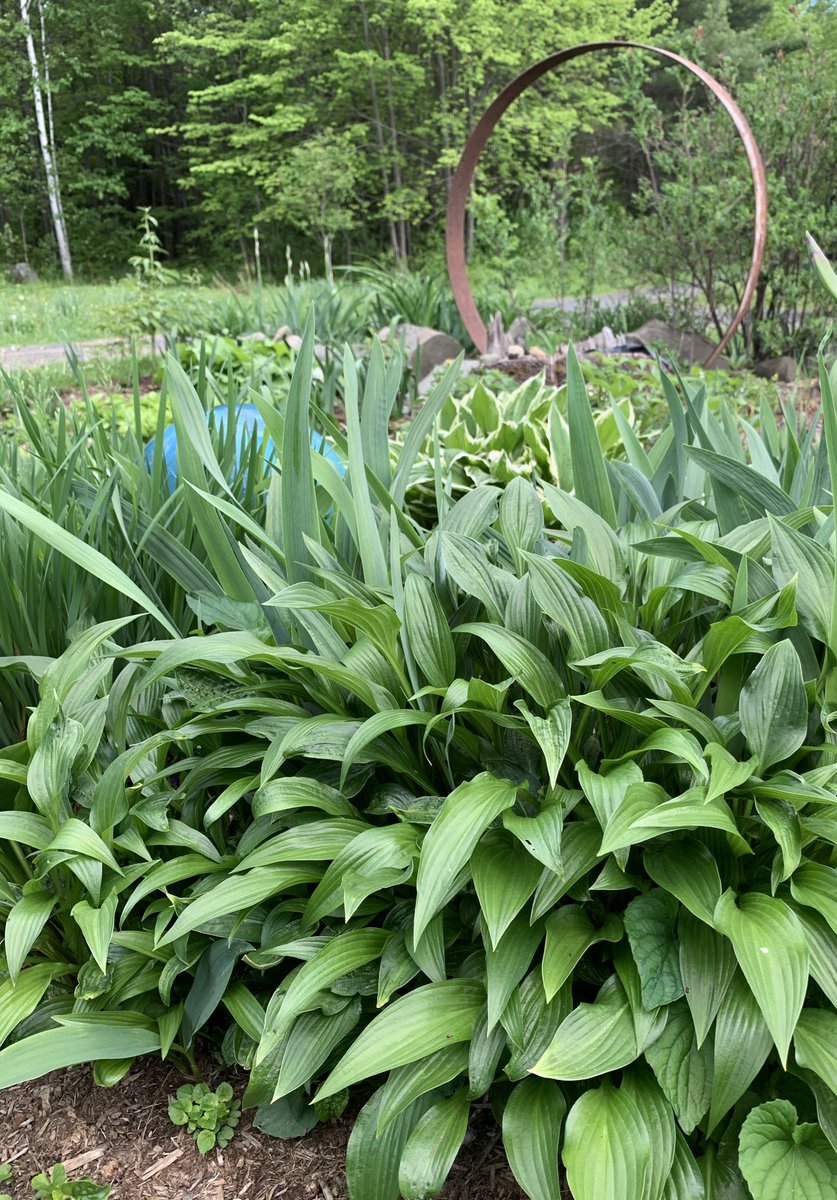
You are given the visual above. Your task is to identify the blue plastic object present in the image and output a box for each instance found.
[144,402,344,492]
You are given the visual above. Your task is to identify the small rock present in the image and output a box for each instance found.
[529,346,550,360]
[9,261,38,284]
[285,333,303,351]
[507,344,525,359]
[274,324,291,341]
[508,314,536,348]
[753,355,795,383]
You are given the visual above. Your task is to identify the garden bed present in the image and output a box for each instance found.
[1,1065,527,1200]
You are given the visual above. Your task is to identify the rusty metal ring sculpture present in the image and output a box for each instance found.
[445,41,767,367]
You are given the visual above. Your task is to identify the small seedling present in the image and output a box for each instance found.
[0,1159,12,1200]
[30,1164,110,1199]
[168,1081,241,1155]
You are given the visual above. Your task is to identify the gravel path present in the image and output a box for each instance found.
[0,333,166,370]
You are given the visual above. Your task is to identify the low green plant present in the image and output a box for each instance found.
[29,1165,109,1200]
[0,1161,11,1200]
[168,1081,241,1154]
[1,264,837,1198]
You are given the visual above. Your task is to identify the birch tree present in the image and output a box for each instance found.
[19,0,72,278]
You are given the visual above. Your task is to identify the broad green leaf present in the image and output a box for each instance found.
[468,1002,508,1097]
[453,623,564,709]
[45,818,121,871]
[713,891,807,1065]
[704,743,757,805]
[621,1069,677,1200]
[71,891,118,973]
[414,772,518,940]
[769,515,833,643]
[542,906,622,1001]
[157,866,320,947]
[794,1009,837,1099]
[524,552,609,657]
[314,980,485,1101]
[404,573,456,689]
[755,798,802,881]
[791,863,837,936]
[503,802,564,875]
[663,1130,706,1200]
[678,910,736,1046]
[739,641,808,772]
[273,1001,362,1101]
[259,929,391,1056]
[0,964,72,1048]
[304,825,419,929]
[471,831,541,949]
[502,1077,565,1200]
[4,889,57,982]
[645,839,722,927]
[562,1082,652,1200]
[709,970,772,1132]
[346,1087,437,1200]
[398,1089,471,1200]
[624,889,684,1009]
[795,908,837,1010]
[485,913,544,1031]
[739,1099,837,1200]
[0,1020,160,1088]
[516,699,572,790]
[377,1045,469,1134]
[644,1001,713,1133]
[343,345,388,586]
[532,976,638,1081]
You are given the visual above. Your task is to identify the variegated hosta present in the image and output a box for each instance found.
[2,315,837,1200]
[405,373,634,523]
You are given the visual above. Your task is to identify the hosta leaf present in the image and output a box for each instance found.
[738,1100,837,1200]
[755,798,802,881]
[468,1002,508,1097]
[663,1131,705,1200]
[0,1020,160,1087]
[739,641,808,772]
[623,888,684,1009]
[273,1000,362,1101]
[541,906,622,1002]
[524,553,610,657]
[713,891,807,1065]
[414,772,518,941]
[791,863,837,936]
[621,1069,677,1200]
[346,1088,437,1200]
[532,976,638,1081]
[503,801,564,874]
[644,1001,713,1133]
[404,573,456,689]
[769,515,833,643]
[678,910,736,1046]
[305,825,420,929]
[516,699,572,790]
[0,964,72,1048]
[157,866,320,948]
[795,908,837,1010]
[259,929,391,1055]
[314,980,485,1101]
[470,830,541,948]
[453,623,564,710]
[709,970,772,1132]
[398,1089,471,1200]
[704,743,757,805]
[71,891,118,974]
[485,913,544,1031]
[502,1077,565,1200]
[4,889,57,982]
[499,476,544,564]
[377,1045,469,1134]
[645,839,722,927]
[793,1010,837,1099]
[562,1082,652,1200]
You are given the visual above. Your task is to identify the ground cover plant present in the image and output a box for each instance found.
[0,246,836,1196]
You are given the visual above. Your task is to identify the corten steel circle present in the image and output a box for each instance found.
[445,41,767,367]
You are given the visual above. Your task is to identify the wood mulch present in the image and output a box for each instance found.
[0,1060,527,1200]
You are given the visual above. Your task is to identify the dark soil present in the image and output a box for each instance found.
[0,1061,527,1200]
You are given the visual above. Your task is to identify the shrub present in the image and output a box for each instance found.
[1,309,837,1198]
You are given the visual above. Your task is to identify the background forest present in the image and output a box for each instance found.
[1,0,836,359]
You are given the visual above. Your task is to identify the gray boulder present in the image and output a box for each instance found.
[626,319,731,370]
[9,262,38,284]
[379,324,464,381]
[753,356,796,383]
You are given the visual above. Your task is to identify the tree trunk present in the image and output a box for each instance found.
[20,0,72,279]
[359,1,400,260]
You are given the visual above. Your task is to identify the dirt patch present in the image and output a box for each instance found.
[1,1061,527,1200]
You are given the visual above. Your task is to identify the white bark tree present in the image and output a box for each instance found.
[19,0,72,279]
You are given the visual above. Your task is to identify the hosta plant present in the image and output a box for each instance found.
[2,301,837,1198]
